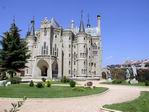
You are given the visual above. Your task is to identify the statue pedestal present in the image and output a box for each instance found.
[125,79,130,83]
[107,77,112,82]
[130,78,138,84]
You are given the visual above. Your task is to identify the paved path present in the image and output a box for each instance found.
[0,82,149,112]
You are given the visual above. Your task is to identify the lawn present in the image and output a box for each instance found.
[104,91,149,112]
[0,84,108,98]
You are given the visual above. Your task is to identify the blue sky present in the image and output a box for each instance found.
[0,0,149,66]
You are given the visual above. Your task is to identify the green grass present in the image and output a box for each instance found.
[104,91,149,112]
[0,84,108,98]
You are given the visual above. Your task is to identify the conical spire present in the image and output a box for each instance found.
[30,16,35,36]
[26,24,31,37]
[79,10,85,32]
[87,13,91,28]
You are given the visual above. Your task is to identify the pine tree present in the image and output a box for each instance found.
[0,22,30,78]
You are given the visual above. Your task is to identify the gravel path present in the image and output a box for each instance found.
[0,82,149,112]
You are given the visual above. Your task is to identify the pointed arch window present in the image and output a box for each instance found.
[57,48,58,56]
[41,42,48,55]
[44,28,47,36]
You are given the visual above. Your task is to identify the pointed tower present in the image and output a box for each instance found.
[30,17,35,36]
[97,15,102,77]
[87,13,91,28]
[76,11,88,78]
[79,11,85,32]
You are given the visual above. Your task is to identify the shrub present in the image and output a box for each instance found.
[9,76,22,84]
[0,72,8,80]
[61,76,70,83]
[137,69,149,82]
[36,82,44,88]
[110,68,126,80]
[41,78,46,82]
[112,79,123,84]
[69,80,76,87]
[29,80,34,87]
[86,81,93,87]
[145,81,149,86]
[72,87,85,92]
[46,80,51,87]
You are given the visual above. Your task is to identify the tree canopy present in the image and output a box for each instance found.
[0,22,30,77]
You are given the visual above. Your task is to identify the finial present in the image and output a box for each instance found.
[13,16,15,24]
[87,13,91,28]
[81,10,83,20]
[31,16,35,23]
[97,15,101,18]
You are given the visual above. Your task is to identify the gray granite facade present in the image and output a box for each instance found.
[25,15,102,80]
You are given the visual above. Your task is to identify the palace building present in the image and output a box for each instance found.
[24,14,102,80]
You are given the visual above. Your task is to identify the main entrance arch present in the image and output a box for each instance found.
[37,60,49,76]
[52,60,58,78]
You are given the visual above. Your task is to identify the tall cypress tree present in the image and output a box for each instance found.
[0,22,30,78]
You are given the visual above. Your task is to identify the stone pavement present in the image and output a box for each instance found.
[0,81,149,112]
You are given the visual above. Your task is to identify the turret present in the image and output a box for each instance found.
[26,17,37,41]
[79,11,85,32]
[30,17,35,36]
[97,15,101,36]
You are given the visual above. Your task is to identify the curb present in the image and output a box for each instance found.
[100,106,122,112]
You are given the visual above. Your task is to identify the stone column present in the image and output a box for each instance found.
[47,58,52,79]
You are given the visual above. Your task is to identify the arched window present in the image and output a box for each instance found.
[46,46,48,54]
[53,48,54,55]
[43,42,46,54]
[41,42,48,55]
[84,61,85,65]
[42,46,44,55]
[74,61,76,65]
[44,28,47,36]
[55,44,57,50]
[57,48,58,56]
[44,42,46,49]
[74,52,76,59]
